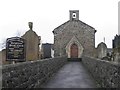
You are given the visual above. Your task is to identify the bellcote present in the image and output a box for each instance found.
[70,10,79,21]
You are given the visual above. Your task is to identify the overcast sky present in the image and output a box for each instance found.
[0,0,119,50]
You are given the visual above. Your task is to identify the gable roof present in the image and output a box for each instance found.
[53,20,95,34]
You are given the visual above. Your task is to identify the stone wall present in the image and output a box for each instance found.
[1,49,11,65]
[82,56,120,88]
[2,56,67,88]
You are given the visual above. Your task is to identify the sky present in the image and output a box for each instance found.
[0,0,119,50]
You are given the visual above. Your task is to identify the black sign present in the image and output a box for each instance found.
[6,37,25,61]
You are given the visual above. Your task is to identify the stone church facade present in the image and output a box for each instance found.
[53,10,97,58]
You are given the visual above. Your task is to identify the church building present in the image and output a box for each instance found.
[53,10,97,58]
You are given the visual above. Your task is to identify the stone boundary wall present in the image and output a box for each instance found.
[2,56,67,88]
[82,56,120,88]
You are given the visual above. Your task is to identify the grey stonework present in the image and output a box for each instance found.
[53,10,96,58]
[2,56,67,88]
[112,35,120,62]
[82,56,120,88]
[22,22,41,61]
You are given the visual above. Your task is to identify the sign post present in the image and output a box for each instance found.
[6,37,26,62]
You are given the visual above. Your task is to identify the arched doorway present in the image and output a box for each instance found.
[65,36,84,58]
[70,43,78,58]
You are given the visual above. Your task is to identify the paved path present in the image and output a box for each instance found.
[40,62,97,88]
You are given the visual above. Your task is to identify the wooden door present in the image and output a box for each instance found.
[70,43,78,58]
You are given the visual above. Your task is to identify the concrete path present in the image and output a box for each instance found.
[40,62,97,88]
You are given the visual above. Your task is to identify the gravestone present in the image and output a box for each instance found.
[22,22,41,61]
[96,42,107,59]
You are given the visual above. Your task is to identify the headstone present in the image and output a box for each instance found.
[97,42,107,59]
[22,22,41,61]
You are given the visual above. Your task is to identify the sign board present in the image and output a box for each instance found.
[6,37,25,61]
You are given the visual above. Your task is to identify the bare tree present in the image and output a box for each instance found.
[15,30,23,37]
[0,38,6,50]
[0,30,23,51]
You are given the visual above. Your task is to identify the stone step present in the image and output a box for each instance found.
[67,58,82,62]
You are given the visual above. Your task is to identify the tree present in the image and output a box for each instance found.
[0,30,23,51]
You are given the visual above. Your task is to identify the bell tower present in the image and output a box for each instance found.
[70,10,79,21]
